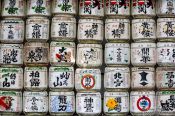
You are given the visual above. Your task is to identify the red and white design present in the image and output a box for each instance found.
[137,96,151,111]
[81,74,95,90]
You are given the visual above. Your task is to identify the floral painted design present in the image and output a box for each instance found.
[106,98,118,111]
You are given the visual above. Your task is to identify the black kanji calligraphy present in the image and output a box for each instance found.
[9,73,16,85]
[139,22,153,37]
[112,23,125,38]
[60,0,72,12]
[116,48,122,62]
[35,0,44,13]
[8,25,14,39]
[136,0,153,14]
[84,97,94,112]
[161,95,175,111]
[27,47,43,62]
[115,97,122,112]
[7,0,18,14]
[29,71,40,87]
[84,76,91,88]
[3,49,18,64]
[85,23,98,38]
[172,49,175,58]
[114,72,123,87]
[165,72,175,88]
[2,73,16,87]
[30,97,39,111]
[164,22,175,36]
[53,72,70,87]
[32,24,41,38]
[58,96,67,111]
[139,71,148,86]
[84,48,96,64]
[2,78,10,87]
[84,0,92,14]
[166,0,174,14]
[59,22,68,36]
[140,48,151,63]
[110,0,129,14]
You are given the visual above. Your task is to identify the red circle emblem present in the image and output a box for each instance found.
[137,96,151,111]
[81,74,95,90]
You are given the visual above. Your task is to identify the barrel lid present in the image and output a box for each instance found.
[23,91,48,96]
[49,91,74,96]
[132,67,155,72]
[105,43,130,48]
[79,19,103,23]
[131,43,156,48]
[105,67,130,72]
[157,18,175,22]
[104,91,129,96]
[157,42,175,47]
[49,66,74,72]
[132,19,155,23]
[105,18,129,23]
[130,91,155,95]
[76,68,101,74]
[77,44,102,48]
[50,42,75,47]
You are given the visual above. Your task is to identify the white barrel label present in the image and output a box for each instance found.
[132,19,156,40]
[49,92,75,113]
[132,0,155,16]
[24,67,47,90]
[104,92,129,113]
[76,93,101,114]
[130,91,155,114]
[27,0,50,16]
[132,68,155,89]
[50,42,75,66]
[23,92,48,113]
[0,91,22,113]
[105,19,130,41]
[157,0,175,16]
[0,68,23,90]
[131,43,156,66]
[24,43,49,64]
[77,44,102,67]
[157,43,175,66]
[26,18,49,40]
[2,0,25,17]
[1,19,24,43]
[52,0,77,14]
[51,16,76,40]
[105,0,130,16]
[157,18,175,38]
[105,43,130,65]
[78,19,103,41]
[75,69,101,91]
[156,68,175,89]
[0,44,23,65]
[49,67,74,90]
[79,0,104,17]
[104,67,130,90]
[157,91,175,113]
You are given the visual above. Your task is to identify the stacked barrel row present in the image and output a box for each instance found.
[104,0,130,115]
[0,0,175,116]
[0,0,25,115]
[156,0,175,116]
